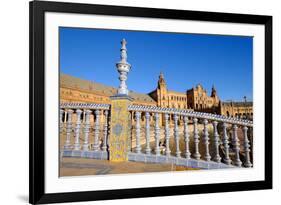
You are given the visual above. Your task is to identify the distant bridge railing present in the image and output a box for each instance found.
[60,102,253,169]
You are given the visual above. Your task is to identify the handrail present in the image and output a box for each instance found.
[128,105,253,127]
[60,102,110,110]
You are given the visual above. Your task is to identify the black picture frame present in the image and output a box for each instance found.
[29,0,272,204]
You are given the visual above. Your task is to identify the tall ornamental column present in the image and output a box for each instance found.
[164,113,171,156]
[109,38,133,161]
[74,109,82,150]
[145,112,151,154]
[64,109,73,150]
[116,39,131,95]
[93,110,101,151]
[183,116,191,159]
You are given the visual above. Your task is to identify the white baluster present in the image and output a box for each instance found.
[222,122,231,165]
[82,110,92,151]
[74,109,82,150]
[154,113,160,156]
[212,121,221,163]
[135,111,141,154]
[64,109,73,150]
[60,109,64,133]
[145,112,151,154]
[184,116,191,159]
[93,110,101,151]
[102,110,109,152]
[232,124,242,167]
[174,114,181,157]
[203,119,211,161]
[243,126,252,167]
[193,118,201,160]
[64,110,67,123]
[164,113,171,156]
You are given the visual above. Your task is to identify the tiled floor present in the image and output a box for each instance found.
[60,157,198,177]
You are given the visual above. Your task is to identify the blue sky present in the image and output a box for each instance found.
[59,27,253,101]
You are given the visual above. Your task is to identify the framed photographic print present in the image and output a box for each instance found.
[29,0,272,204]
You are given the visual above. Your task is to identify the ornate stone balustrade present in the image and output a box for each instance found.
[60,103,110,160]
[60,103,253,169]
[128,105,253,127]
[128,105,253,168]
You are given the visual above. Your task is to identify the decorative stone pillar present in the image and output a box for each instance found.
[174,114,181,157]
[183,116,190,159]
[82,110,92,151]
[116,39,131,95]
[154,113,160,156]
[145,112,151,154]
[164,113,171,156]
[74,109,82,150]
[108,38,133,161]
[203,119,211,161]
[222,122,231,165]
[102,110,109,152]
[135,111,141,154]
[109,96,133,161]
[64,109,73,150]
[193,118,201,160]
[232,124,242,167]
[243,126,252,167]
[212,121,221,163]
[93,110,101,151]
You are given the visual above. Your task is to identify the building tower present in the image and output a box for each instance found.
[157,72,168,107]
[211,84,220,106]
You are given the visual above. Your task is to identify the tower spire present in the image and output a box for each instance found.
[159,71,164,79]
[158,72,166,88]
[211,84,217,97]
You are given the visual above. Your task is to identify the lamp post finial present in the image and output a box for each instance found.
[116,38,131,95]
